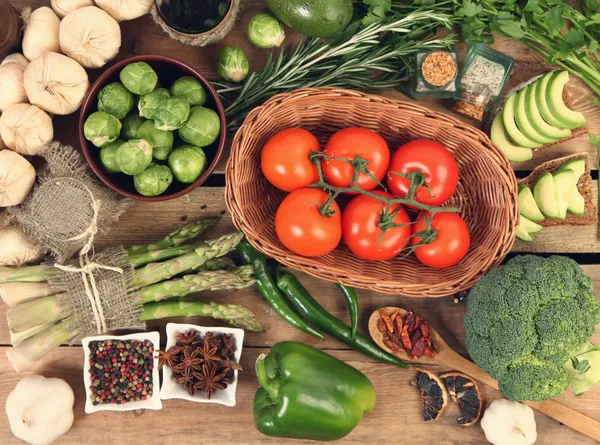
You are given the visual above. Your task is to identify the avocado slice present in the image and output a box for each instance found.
[533,172,560,218]
[557,158,586,215]
[557,158,586,178]
[547,71,587,129]
[515,223,533,241]
[518,185,545,222]
[490,114,533,162]
[520,214,543,234]
[553,170,575,220]
[536,72,570,128]
[515,87,557,144]
[502,94,543,149]
[526,82,571,140]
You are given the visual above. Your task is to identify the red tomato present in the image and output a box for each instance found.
[322,128,390,192]
[261,128,321,192]
[411,212,470,269]
[342,191,411,261]
[387,140,459,206]
[275,188,342,257]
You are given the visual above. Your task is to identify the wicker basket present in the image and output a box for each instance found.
[226,88,519,297]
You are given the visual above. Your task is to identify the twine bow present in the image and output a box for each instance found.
[54,254,123,335]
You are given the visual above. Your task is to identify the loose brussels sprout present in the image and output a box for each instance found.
[120,62,158,95]
[134,163,173,197]
[178,106,221,147]
[121,112,147,140]
[248,13,285,49]
[169,76,207,106]
[116,139,153,176]
[154,97,190,131]
[215,46,249,83]
[168,145,208,184]
[137,120,174,161]
[84,111,122,148]
[138,88,170,119]
[97,82,135,120]
[99,139,124,174]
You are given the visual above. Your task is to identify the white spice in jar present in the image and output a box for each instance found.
[461,55,505,95]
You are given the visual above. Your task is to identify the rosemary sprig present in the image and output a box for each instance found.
[214,11,457,132]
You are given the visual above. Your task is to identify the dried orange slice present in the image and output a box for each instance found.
[441,372,483,427]
[414,369,448,421]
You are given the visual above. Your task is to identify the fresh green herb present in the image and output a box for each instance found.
[571,356,591,373]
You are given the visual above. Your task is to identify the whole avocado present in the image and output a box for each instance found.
[265,0,353,38]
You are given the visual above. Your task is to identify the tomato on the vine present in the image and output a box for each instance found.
[322,128,390,192]
[261,128,321,192]
[387,140,458,206]
[342,191,411,261]
[275,188,341,257]
[411,212,470,269]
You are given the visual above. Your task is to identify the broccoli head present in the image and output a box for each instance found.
[464,255,600,402]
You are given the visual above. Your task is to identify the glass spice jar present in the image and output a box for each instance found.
[0,0,22,58]
[453,43,514,122]
[411,50,458,98]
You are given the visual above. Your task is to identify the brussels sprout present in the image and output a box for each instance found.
[84,111,122,148]
[154,97,190,131]
[169,76,207,106]
[121,112,147,140]
[137,120,174,161]
[120,62,158,95]
[138,88,170,119]
[134,163,173,197]
[178,106,221,147]
[248,13,285,49]
[168,145,208,184]
[97,82,135,120]
[99,139,124,174]
[116,139,153,176]
[215,46,249,83]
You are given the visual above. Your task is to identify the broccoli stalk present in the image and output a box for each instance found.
[564,343,600,396]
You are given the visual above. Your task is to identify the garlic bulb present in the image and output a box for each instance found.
[0,225,44,266]
[51,0,94,18]
[95,0,153,21]
[0,62,28,112]
[24,52,89,115]
[59,6,121,69]
[0,150,36,207]
[0,104,53,155]
[21,7,61,61]
[0,132,6,149]
[2,53,29,70]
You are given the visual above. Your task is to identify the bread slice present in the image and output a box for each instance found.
[517,153,597,227]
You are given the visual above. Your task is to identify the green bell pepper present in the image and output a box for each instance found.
[254,341,376,441]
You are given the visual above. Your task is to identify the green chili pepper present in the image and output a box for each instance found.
[238,239,325,340]
[337,283,359,338]
[276,271,409,368]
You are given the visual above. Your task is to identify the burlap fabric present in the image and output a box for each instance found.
[8,143,129,262]
[42,247,144,339]
[150,0,240,47]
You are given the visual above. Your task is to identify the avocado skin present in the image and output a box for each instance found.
[265,0,354,38]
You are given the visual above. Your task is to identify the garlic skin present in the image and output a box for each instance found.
[0,62,28,112]
[0,225,44,266]
[95,0,153,21]
[21,7,61,61]
[1,53,29,70]
[59,6,121,69]
[6,375,75,445]
[51,0,94,18]
[0,104,53,155]
[480,399,537,445]
[24,52,89,115]
[0,150,36,207]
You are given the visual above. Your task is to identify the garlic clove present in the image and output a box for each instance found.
[95,0,153,22]
[21,7,61,61]
[0,104,53,155]
[0,150,36,207]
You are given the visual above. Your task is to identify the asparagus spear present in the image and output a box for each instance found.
[139,266,255,303]
[10,323,53,346]
[7,295,66,333]
[197,257,237,271]
[0,282,53,307]
[139,300,263,332]
[128,244,203,268]
[133,232,244,289]
[127,218,219,255]
[0,265,46,284]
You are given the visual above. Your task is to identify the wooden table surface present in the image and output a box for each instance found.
[2,1,600,444]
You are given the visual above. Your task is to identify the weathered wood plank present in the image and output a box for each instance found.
[1,346,599,445]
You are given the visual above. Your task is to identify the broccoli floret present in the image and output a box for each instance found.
[464,255,600,402]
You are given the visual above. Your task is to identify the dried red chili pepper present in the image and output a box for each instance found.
[377,318,387,334]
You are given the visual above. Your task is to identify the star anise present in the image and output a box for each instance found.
[197,336,221,366]
[194,363,227,399]
[176,329,200,346]
[173,370,197,396]
[156,346,183,370]
[172,346,203,374]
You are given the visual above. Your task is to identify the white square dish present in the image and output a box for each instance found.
[160,323,244,407]
[82,331,162,414]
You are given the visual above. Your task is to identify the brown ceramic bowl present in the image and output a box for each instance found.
[79,55,226,201]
